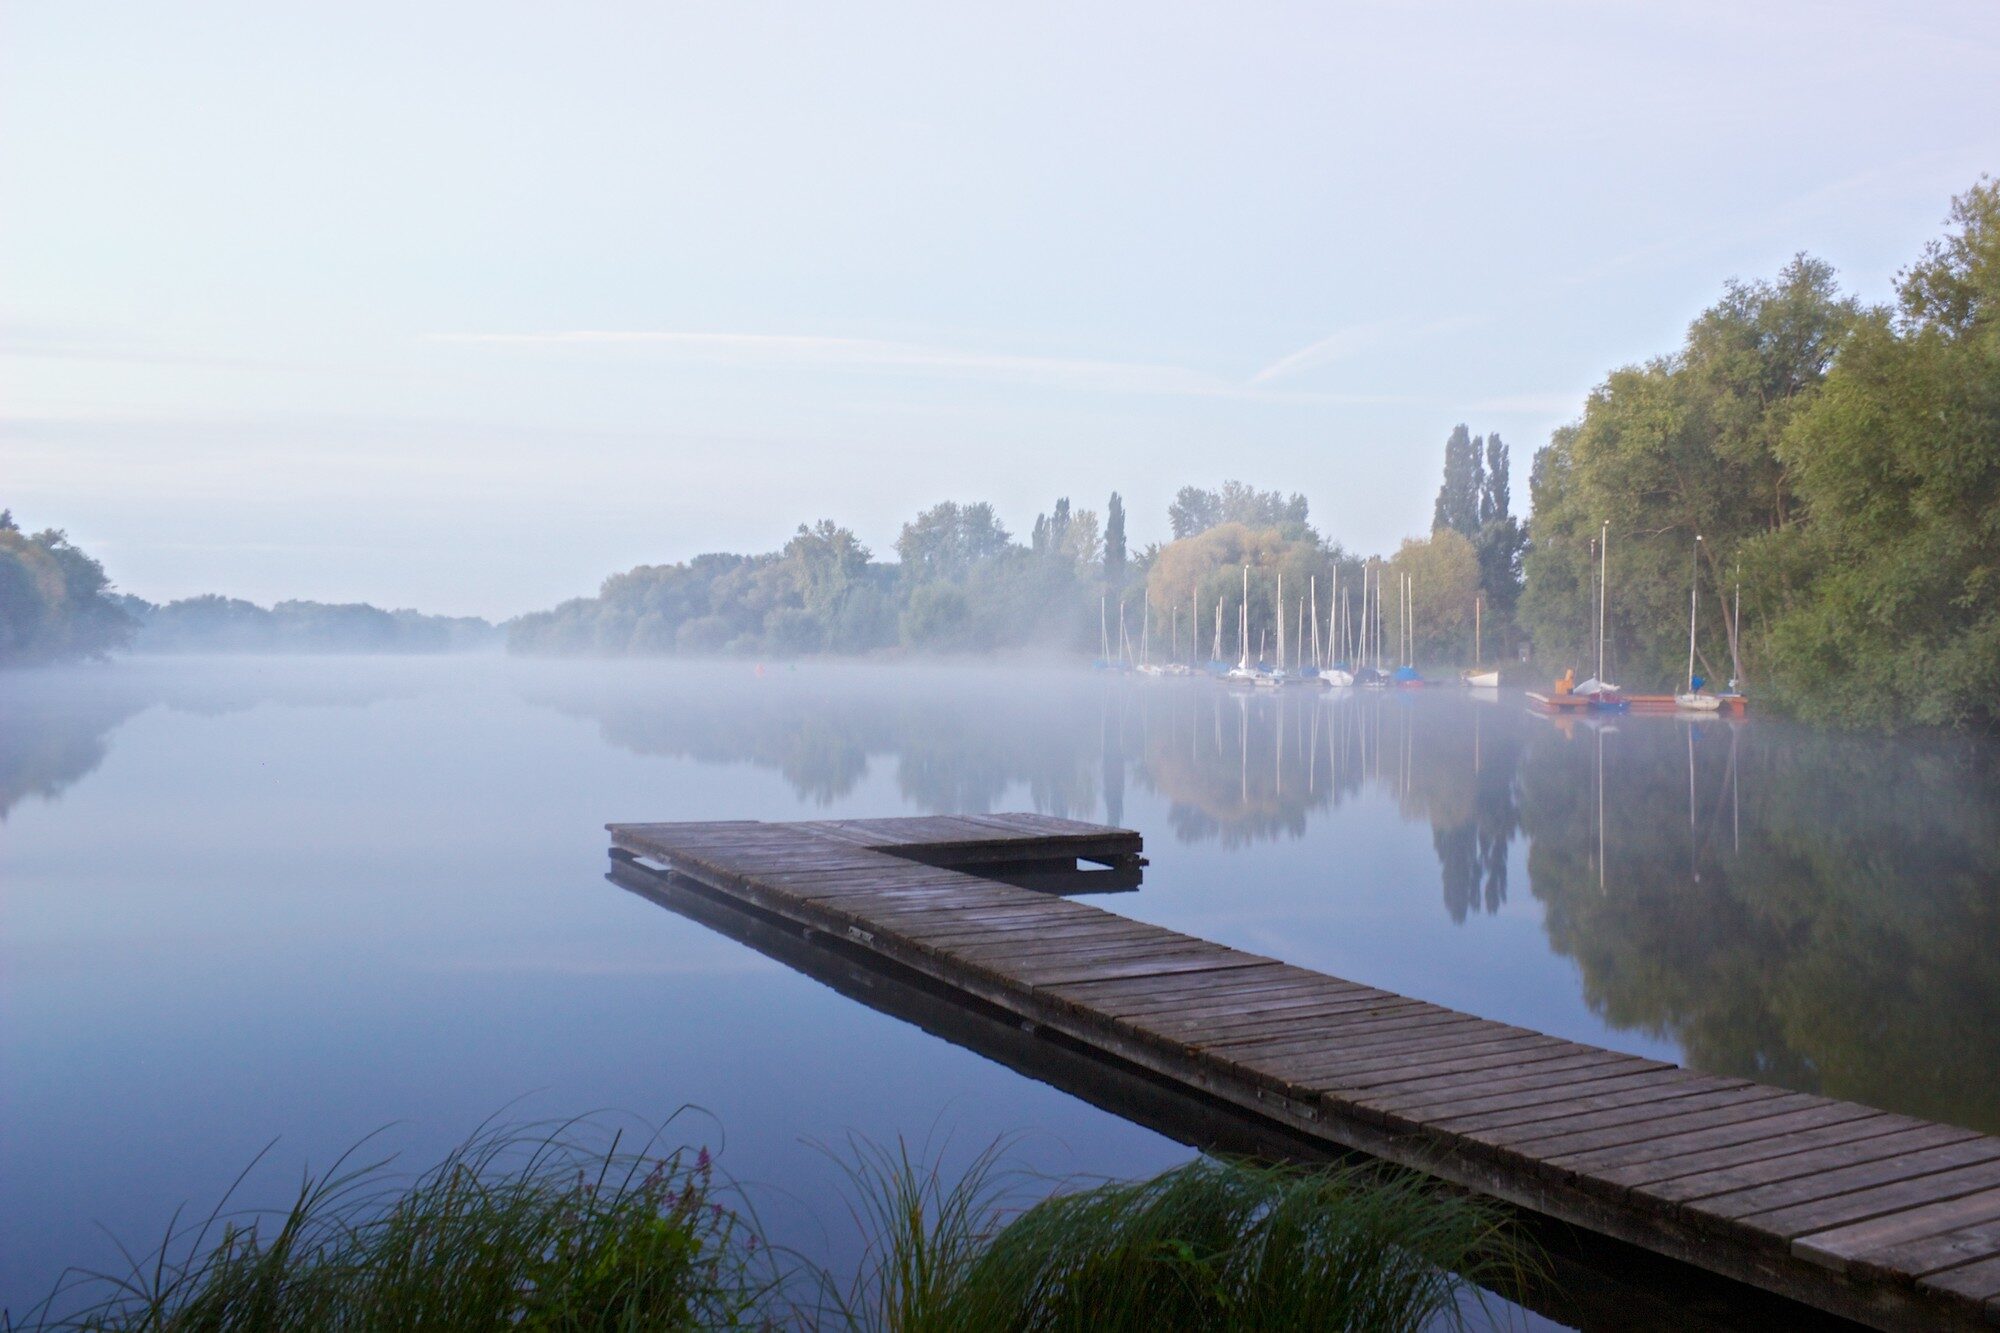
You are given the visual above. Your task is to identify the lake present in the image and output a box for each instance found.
[4,656,1996,1323]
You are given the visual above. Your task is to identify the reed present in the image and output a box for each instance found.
[8,1117,781,1332]
[12,1122,1530,1333]
[843,1151,1532,1333]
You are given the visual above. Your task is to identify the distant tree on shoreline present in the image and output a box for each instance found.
[0,511,135,665]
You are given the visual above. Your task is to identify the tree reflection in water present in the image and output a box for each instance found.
[541,668,2000,1131]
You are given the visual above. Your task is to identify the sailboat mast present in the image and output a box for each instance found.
[1475,592,1483,667]
[1373,561,1383,670]
[1276,571,1285,671]
[1731,564,1743,687]
[1239,566,1250,668]
[1597,521,1609,683]
[1686,534,1702,691]
[1310,576,1321,670]
[1329,566,1338,666]
[1099,594,1108,662]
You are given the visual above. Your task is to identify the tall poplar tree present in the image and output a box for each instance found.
[1431,425,1485,537]
[1104,492,1127,587]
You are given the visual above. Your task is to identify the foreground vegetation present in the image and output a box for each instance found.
[8,1120,1527,1332]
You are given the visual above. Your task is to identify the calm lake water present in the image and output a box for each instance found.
[5,656,1997,1321]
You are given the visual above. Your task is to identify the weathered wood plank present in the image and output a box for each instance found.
[1794,1188,2000,1275]
[1916,1252,2000,1308]
[1435,1072,1755,1136]
[1656,1125,1992,1211]
[1748,1159,2000,1240]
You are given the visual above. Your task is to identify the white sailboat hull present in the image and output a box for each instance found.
[1676,692,1721,711]
[1463,670,1500,689]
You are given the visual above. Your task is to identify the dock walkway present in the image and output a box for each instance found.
[607,813,2000,1331]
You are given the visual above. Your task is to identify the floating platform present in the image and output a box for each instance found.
[606,814,2000,1331]
[1526,690,1593,711]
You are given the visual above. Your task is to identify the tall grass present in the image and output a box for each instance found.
[834,1149,1533,1333]
[12,1121,1531,1332]
[8,1117,781,1332]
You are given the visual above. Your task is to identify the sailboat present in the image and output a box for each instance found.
[1713,568,1749,714]
[1676,536,1720,711]
[1393,573,1424,686]
[1572,521,1626,709]
[1137,597,1167,677]
[1248,572,1280,688]
[1093,593,1123,671]
[1462,592,1499,688]
[1225,566,1261,685]
[1321,566,1353,687]
[1209,593,1226,675]
[1355,560,1388,687]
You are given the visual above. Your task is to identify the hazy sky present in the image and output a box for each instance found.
[4,2,1995,618]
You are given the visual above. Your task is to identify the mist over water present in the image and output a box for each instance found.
[4,656,1997,1314]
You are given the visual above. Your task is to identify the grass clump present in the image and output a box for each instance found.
[833,1145,1533,1333]
[11,1118,779,1333]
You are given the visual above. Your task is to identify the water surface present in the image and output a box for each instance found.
[5,657,1996,1317]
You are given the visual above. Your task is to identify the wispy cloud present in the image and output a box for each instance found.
[1250,315,1488,385]
[430,328,1411,405]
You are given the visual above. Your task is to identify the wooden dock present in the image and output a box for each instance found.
[607,813,2000,1331]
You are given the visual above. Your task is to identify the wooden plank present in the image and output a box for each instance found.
[1317,1037,1580,1091]
[1359,1051,1662,1115]
[1794,1188,2000,1275]
[1137,990,1402,1037]
[1649,1124,1990,1210]
[1011,951,1271,986]
[1216,1016,1528,1072]
[1085,976,1370,1022]
[1917,1252,2000,1307]
[1746,1158,2000,1240]
[1546,1102,1882,1178]
[1847,1212,2000,1282]
[1481,1086,1800,1154]
[1416,1067,1697,1125]
[1192,1003,1459,1055]
[1435,1072,1754,1136]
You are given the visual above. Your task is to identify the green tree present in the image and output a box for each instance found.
[1519,256,1859,685]
[1104,492,1127,588]
[0,519,134,665]
[1168,482,1311,541]
[1167,486,1223,539]
[1431,425,1485,537]
[1386,530,1480,665]
[1749,180,2000,727]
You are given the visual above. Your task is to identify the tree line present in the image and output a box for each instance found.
[0,511,497,663]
